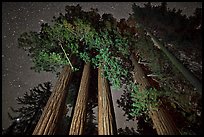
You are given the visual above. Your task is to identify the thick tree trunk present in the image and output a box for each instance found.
[130,53,180,135]
[98,68,117,135]
[69,63,91,135]
[146,31,202,93]
[149,103,180,135]
[32,65,72,135]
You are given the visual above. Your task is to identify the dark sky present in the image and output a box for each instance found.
[2,2,202,129]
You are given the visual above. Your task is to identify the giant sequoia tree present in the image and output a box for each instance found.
[16,3,201,135]
[131,2,202,93]
[18,4,131,135]
[130,2,202,134]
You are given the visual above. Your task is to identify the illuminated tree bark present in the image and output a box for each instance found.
[98,68,117,135]
[130,53,180,135]
[32,65,72,135]
[69,63,91,135]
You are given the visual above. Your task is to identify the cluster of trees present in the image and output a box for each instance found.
[3,3,201,135]
[129,2,202,134]
[16,4,161,134]
[16,4,133,135]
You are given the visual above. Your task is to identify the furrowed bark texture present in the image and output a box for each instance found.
[130,53,180,135]
[98,68,117,135]
[32,65,72,135]
[69,63,91,135]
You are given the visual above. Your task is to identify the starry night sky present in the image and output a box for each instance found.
[2,2,202,129]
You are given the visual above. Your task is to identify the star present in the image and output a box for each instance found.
[16,118,20,122]
[2,2,202,131]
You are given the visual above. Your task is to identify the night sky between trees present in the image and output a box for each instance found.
[2,2,202,129]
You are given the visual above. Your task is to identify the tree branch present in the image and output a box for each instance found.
[59,42,74,71]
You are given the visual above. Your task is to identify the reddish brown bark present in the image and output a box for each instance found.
[98,68,117,135]
[69,63,91,135]
[130,53,180,135]
[32,65,72,135]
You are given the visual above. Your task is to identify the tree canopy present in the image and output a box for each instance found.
[18,4,132,89]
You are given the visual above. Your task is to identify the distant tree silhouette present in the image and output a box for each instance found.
[116,85,135,121]
[2,82,52,135]
[117,126,139,135]
[136,114,157,135]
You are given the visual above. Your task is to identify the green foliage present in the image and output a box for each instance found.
[135,35,163,77]
[18,5,164,120]
[90,31,129,89]
[131,30,186,93]
[18,4,182,126]
[18,5,132,89]
[131,6,202,133]
[68,43,79,55]
[129,83,158,117]
[112,30,130,56]
[74,19,94,39]
[102,56,128,89]
[79,52,91,63]
[32,51,67,72]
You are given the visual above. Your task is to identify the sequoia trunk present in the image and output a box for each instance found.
[98,68,117,135]
[130,53,180,135]
[69,63,91,135]
[32,65,72,135]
